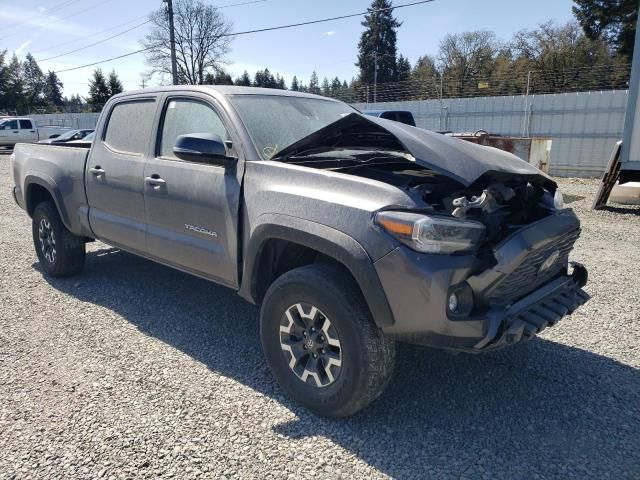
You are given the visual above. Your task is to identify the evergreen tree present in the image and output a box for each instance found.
[330,77,342,95]
[44,71,64,108]
[356,0,402,87]
[0,50,8,111]
[308,71,320,94]
[107,70,124,96]
[87,68,111,111]
[234,70,252,86]
[5,54,24,112]
[22,53,46,110]
[290,75,300,91]
[254,68,277,88]
[205,70,233,85]
[396,54,412,81]
[573,0,638,59]
[275,73,287,90]
[412,55,438,82]
[321,77,331,95]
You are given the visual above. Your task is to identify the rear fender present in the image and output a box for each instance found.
[24,174,73,231]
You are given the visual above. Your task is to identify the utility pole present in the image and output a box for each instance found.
[373,8,378,103]
[164,0,179,85]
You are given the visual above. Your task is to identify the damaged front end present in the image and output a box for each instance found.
[273,113,590,351]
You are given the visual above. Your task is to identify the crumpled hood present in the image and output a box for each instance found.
[275,113,555,189]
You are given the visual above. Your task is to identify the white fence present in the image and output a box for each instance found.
[31,112,101,130]
[355,89,629,177]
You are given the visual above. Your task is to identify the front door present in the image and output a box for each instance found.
[0,119,19,146]
[143,96,241,287]
[85,98,157,253]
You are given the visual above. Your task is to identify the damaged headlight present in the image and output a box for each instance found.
[375,211,486,254]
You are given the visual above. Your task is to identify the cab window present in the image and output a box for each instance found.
[104,100,156,155]
[158,98,228,160]
[19,120,33,129]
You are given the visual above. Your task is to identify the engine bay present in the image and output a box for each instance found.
[286,150,558,245]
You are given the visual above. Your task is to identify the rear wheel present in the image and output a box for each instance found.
[32,201,85,277]
[260,264,395,417]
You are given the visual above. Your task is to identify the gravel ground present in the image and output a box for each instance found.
[0,151,639,479]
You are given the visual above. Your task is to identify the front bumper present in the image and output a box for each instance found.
[473,263,589,351]
[374,209,590,352]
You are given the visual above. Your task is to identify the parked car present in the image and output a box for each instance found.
[38,129,94,145]
[362,110,416,126]
[10,86,589,417]
[0,117,70,148]
[65,131,95,147]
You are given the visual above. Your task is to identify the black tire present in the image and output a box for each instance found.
[260,264,395,417]
[32,201,85,277]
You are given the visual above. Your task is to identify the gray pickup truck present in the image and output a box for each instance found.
[11,86,589,417]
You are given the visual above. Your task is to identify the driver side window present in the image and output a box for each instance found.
[159,98,228,160]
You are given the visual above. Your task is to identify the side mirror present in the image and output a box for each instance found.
[173,133,237,168]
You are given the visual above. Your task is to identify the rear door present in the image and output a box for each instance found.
[18,119,38,143]
[85,97,157,253]
[143,94,242,287]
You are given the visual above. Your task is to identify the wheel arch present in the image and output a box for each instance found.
[239,214,395,328]
[24,176,73,232]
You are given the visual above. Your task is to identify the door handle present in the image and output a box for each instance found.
[12,130,18,133]
[145,175,166,187]
[90,166,105,175]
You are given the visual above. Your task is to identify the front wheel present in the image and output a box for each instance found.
[260,264,395,417]
[32,201,86,277]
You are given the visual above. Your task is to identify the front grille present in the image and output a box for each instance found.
[486,228,581,305]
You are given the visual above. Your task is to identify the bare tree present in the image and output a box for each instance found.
[143,0,233,85]
[437,31,498,96]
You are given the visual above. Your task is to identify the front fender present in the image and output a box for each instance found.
[239,213,395,328]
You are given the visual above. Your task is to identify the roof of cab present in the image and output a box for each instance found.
[113,85,343,102]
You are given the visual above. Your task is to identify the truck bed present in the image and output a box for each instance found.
[12,143,91,236]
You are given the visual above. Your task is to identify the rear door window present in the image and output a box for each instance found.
[104,100,156,155]
[19,120,33,129]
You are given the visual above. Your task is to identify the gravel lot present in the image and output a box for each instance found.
[0,151,639,479]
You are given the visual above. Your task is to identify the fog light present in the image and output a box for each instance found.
[447,282,474,318]
[448,292,459,313]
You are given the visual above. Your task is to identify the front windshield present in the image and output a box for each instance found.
[229,94,356,159]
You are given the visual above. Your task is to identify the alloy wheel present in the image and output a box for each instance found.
[38,218,56,263]
[279,303,342,388]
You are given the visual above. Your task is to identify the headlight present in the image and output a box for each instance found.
[375,211,486,254]
[554,189,564,209]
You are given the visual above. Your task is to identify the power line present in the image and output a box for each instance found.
[55,0,435,73]
[31,15,150,55]
[38,20,152,62]
[0,0,115,41]
[33,0,269,63]
[0,0,81,35]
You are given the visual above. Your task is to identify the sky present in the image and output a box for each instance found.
[0,0,577,98]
